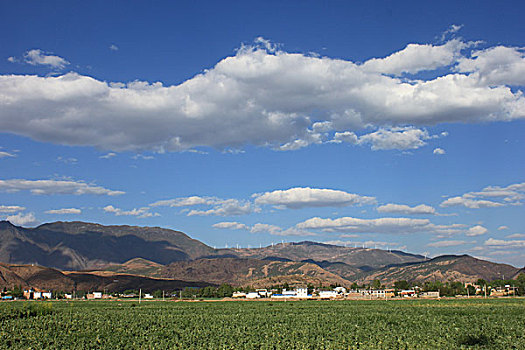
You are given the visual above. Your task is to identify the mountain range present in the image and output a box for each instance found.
[0,220,522,292]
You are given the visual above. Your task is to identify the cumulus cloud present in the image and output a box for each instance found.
[358,127,443,151]
[0,38,523,152]
[109,44,119,51]
[324,240,400,248]
[362,39,466,76]
[331,127,442,151]
[456,46,525,86]
[377,203,436,215]
[213,221,312,236]
[497,225,508,230]
[187,199,255,217]
[151,196,219,207]
[99,152,116,159]
[45,208,81,215]
[295,215,475,236]
[151,195,257,217]
[0,151,16,158]
[6,212,39,226]
[0,205,26,213]
[506,233,525,239]
[212,221,249,230]
[466,225,488,236]
[427,240,471,248]
[103,205,158,218]
[441,182,525,208]
[433,147,445,155]
[484,238,525,248]
[253,187,375,209]
[0,179,124,196]
[16,49,69,69]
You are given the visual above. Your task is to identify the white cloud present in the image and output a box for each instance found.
[151,195,256,216]
[0,179,124,196]
[109,44,119,51]
[456,46,525,86]
[253,187,375,209]
[0,151,15,158]
[296,215,471,236]
[362,39,466,76]
[497,225,508,230]
[23,49,69,69]
[440,197,504,209]
[296,216,428,234]
[440,182,525,208]
[212,222,248,230]
[356,127,440,151]
[427,240,471,248]
[56,156,78,164]
[506,233,525,239]
[433,147,445,155]
[0,38,524,152]
[187,199,254,217]
[212,221,314,236]
[103,205,158,218]
[377,203,436,215]
[484,238,525,248]
[250,223,283,235]
[132,154,154,160]
[150,196,219,207]
[0,205,26,213]
[45,208,81,215]
[99,152,116,159]
[6,212,39,226]
[466,225,488,236]
[439,24,464,42]
[332,127,442,151]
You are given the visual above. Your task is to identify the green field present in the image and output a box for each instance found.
[1,299,524,349]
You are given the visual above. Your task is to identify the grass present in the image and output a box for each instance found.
[0,298,524,349]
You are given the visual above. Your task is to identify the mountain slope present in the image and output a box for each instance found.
[0,262,212,292]
[216,241,425,269]
[0,221,214,270]
[160,258,351,286]
[351,255,520,285]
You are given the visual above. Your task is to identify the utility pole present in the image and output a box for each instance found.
[139,288,142,304]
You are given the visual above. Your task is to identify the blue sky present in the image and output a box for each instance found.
[1,1,524,266]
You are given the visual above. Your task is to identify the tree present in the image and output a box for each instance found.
[371,279,381,289]
[217,284,234,297]
[11,285,23,298]
[394,280,410,290]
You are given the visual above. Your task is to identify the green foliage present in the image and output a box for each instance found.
[371,279,381,289]
[10,286,23,298]
[393,280,410,290]
[0,299,523,349]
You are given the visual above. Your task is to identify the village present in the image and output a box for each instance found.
[0,283,518,301]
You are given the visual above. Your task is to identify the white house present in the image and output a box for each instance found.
[232,292,246,298]
[246,292,260,299]
[42,292,52,299]
[271,288,313,299]
[319,291,339,299]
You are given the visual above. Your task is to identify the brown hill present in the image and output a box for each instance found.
[0,221,215,270]
[217,241,425,270]
[351,255,520,285]
[0,263,212,293]
[161,258,350,287]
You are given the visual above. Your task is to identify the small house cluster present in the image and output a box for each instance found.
[232,287,435,299]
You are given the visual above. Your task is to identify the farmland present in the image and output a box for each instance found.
[1,299,524,349]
